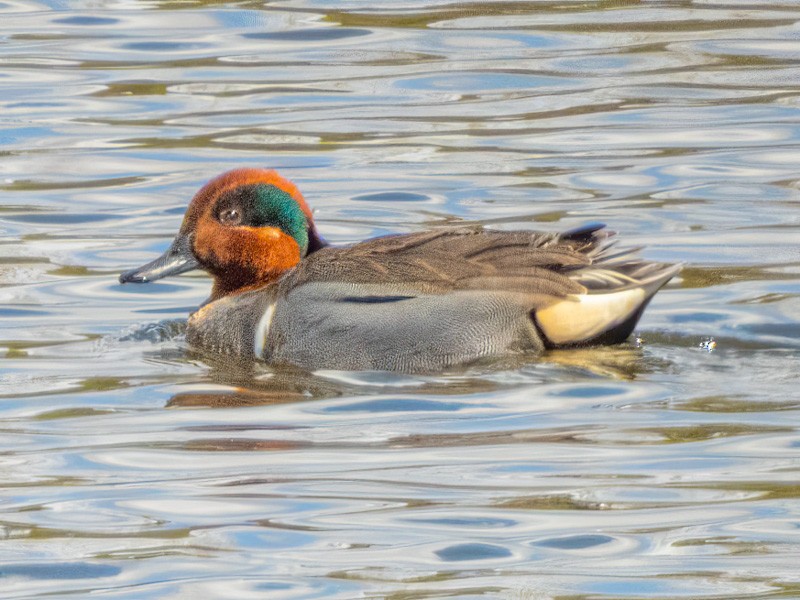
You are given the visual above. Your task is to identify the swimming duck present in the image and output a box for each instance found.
[120,168,680,372]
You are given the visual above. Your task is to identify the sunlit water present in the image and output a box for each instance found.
[2,1,800,598]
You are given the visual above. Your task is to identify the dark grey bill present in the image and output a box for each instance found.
[119,233,200,284]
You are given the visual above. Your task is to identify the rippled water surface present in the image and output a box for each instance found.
[2,1,800,598]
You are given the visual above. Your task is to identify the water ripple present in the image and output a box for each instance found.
[1,1,799,598]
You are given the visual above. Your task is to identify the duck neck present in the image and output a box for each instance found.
[208,267,287,302]
[200,220,327,303]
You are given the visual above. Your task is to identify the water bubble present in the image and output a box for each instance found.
[699,337,717,352]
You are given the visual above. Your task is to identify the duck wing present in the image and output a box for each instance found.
[286,225,609,296]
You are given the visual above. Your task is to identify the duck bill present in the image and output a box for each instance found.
[119,233,200,284]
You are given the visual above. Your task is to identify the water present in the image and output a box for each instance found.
[1,1,799,598]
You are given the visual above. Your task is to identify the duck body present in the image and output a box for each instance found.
[120,169,680,372]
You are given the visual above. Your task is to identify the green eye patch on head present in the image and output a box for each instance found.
[214,183,310,255]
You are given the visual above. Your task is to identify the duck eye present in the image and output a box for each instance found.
[219,208,242,226]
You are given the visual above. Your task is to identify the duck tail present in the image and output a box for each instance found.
[534,258,681,349]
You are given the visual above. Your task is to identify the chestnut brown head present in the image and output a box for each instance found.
[120,168,325,299]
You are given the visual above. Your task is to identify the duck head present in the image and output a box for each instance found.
[119,168,325,300]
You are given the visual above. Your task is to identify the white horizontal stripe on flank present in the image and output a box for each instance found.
[254,303,276,358]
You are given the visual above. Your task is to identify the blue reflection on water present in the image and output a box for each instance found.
[0,563,121,580]
[324,398,470,413]
[435,542,512,561]
[535,534,615,550]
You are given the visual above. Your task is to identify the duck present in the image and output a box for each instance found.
[119,168,680,372]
